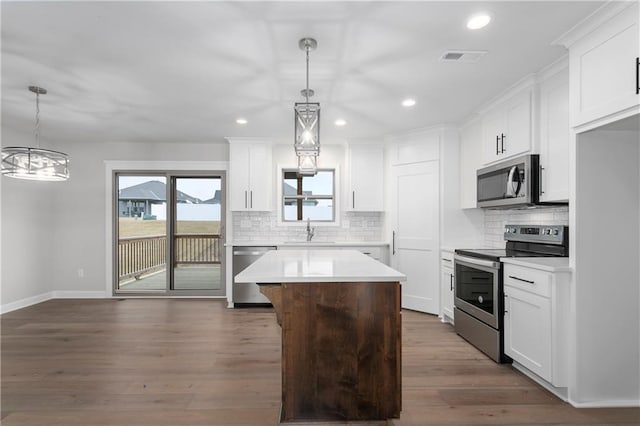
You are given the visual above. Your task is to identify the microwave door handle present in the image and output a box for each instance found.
[506,165,517,197]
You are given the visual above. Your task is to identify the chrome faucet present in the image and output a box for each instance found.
[306,218,315,241]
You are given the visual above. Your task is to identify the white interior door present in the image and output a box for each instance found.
[392,161,440,314]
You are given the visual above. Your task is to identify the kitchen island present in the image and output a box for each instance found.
[235,249,406,424]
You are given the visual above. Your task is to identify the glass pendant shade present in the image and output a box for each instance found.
[1,86,70,182]
[1,147,70,181]
[297,153,318,176]
[294,102,320,155]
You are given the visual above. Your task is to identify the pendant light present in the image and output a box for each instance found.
[294,37,320,176]
[1,86,70,181]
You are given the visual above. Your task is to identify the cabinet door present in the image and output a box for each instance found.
[539,70,570,202]
[503,90,532,159]
[481,110,504,164]
[570,4,639,127]
[392,161,440,314]
[459,120,482,208]
[440,266,454,323]
[247,144,272,211]
[348,145,384,211]
[504,285,552,381]
[229,144,251,211]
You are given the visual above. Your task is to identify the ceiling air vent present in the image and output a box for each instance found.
[439,50,487,63]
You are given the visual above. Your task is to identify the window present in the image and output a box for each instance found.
[283,170,334,222]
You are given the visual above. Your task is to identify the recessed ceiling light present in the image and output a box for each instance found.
[467,13,491,30]
[334,119,347,126]
[402,98,416,107]
[236,118,247,125]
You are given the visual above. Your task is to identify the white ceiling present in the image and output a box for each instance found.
[1,1,603,146]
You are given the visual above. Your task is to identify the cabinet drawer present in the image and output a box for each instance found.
[504,264,551,298]
[441,250,454,264]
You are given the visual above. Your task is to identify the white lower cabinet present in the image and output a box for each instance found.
[503,263,570,388]
[440,250,454,324]
[504,285,552,380]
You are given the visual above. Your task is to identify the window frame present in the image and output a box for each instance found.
[281,168,336,223]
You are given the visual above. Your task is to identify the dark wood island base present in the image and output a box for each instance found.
[259,281,401,424]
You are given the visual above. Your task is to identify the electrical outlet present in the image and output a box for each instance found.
[77,268,84,278]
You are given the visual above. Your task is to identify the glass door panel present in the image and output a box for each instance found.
[116,175,168,291]
[172,177,223,291]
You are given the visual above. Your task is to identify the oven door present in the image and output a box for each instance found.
[454,255,501,329]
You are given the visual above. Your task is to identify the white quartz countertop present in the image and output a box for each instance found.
[228,241,389,248]
[234,249,406,283]
[501,257,572,273]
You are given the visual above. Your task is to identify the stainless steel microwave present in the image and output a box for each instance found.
[477,154,543,209]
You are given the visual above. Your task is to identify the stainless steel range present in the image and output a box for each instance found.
[454,224,568,363]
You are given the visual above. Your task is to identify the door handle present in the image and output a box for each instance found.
[636,57,639,95]
[500,133,505,153]
[392,231,396,255]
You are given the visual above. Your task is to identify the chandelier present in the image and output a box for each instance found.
[294,37,319,176]
[1,86,70,181]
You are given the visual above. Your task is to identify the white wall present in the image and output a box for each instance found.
[1,132,228,308]
[573,128,639,406]
[1,127,57,311]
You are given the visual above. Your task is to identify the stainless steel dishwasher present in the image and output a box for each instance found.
[232,246,276,306]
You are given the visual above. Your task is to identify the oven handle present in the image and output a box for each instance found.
[454,254,500,270]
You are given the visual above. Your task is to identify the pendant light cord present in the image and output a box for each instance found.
[305,45,310,110]
[34,91,40,148]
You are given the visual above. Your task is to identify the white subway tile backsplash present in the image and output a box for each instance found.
[232,211,384,242]
[483,206,569,248]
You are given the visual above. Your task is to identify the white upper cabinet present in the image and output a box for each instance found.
[538,65,570,202]
[346,144,384,211]
[557,2,639,129]
[459,119,482,209]
[481,87,533,165]
[228,139,272,211]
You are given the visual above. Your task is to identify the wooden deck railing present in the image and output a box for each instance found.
[174,234,221,265]
[118,234,221,281]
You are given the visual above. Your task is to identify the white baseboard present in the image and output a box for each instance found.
[1,291,108,314]
[1,292,54,314]
[568,399,640,408]
[52,291,108,299]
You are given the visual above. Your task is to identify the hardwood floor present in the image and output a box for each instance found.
[1,299,638,425]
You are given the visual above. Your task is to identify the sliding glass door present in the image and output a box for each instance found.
[172,177,223,291]
[114,171,225,296]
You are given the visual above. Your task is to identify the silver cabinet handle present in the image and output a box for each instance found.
[352,191,355,209]
[501,133,505,153]
[496,135,500,155]
[539,165,545,195]
[250,190,253,208]
[450,274,453,291]
[392,231,396,255]
[244,191,247,209]
[442,258,452,263]
[508,275,535,284]
[636,57,639,95]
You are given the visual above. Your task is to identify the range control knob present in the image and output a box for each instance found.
[553,229,559,236]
